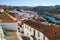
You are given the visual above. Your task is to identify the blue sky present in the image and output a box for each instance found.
[0,0,60,6]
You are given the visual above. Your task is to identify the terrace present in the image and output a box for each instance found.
[6,31,19,40]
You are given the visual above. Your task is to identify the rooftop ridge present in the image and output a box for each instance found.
[5,12,17,22]
[0,12,17,22]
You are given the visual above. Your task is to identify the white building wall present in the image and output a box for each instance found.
[28,26,31,37]
[20,28,24,32]
[23,24,34,37]
[35,30,41,40]
[1,23,18,31]
[24,24,28,36]
[31,29,48,40]
[40,32,44,40]
[31,28,34,35]
[45,36,48,40]
[35,30,38,38]
[23,23,48,40]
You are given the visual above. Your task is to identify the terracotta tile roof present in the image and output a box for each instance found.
[35,18,47,22]
[24,20,49,32]
[0,12,17,23]
[25,20,60,40]
[24,19,60,40]
[44,24,60,40]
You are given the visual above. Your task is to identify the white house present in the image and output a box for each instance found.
[21,20,49,40]
[0,12,18,31]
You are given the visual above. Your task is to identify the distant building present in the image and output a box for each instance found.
[8,9,18,13]
[8,10,39,20]
[0,9,4,12]
[35,16,49,25]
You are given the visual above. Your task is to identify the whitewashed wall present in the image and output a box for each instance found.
[45,36,48,40]
[35,30,40,40]
[23,24,27,36]
[30,28,34,36]
[40,32,44,40]
[23,23,48,40]
[1,23,18,31]
[0,26,6,40]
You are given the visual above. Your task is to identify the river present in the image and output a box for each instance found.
[44,15,60,24]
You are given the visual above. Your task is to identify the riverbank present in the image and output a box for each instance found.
[54,14,60,19]
[43,15,60,26]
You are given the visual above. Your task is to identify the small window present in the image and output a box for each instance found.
[38,32,40,37]
[34,30,35,36]
[43,35,45,40]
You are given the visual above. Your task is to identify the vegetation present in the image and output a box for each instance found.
[3,29,10,36]
[44,17,53,23]
[56,23,60,26]
[31,5,60,14]
[55,17,60,20]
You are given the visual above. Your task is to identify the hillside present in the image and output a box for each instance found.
[0,5,33,10]
[31,5,60,15]
[54,14,60,19]
[0,5,60,16]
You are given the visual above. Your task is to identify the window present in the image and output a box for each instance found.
[38,32,40,37]
[34,30,35,36]
[43,35,45,40]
